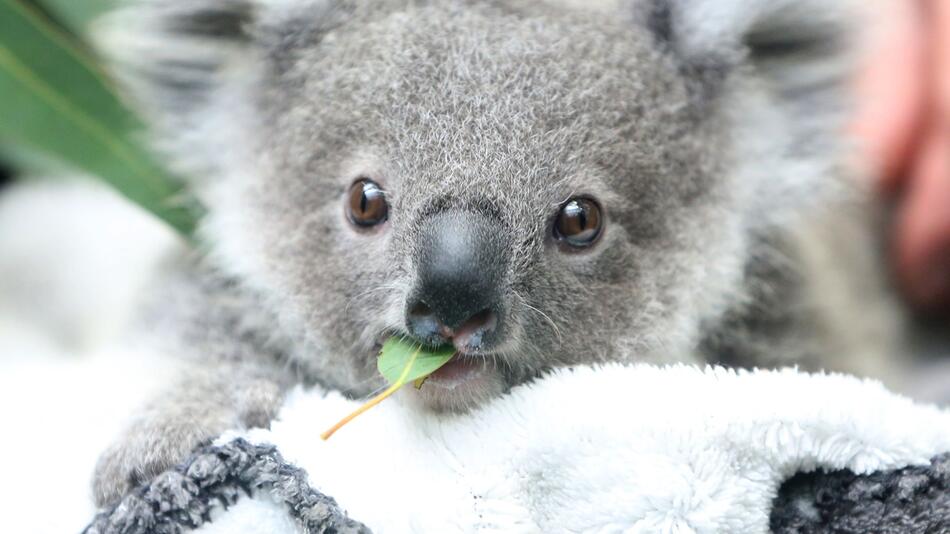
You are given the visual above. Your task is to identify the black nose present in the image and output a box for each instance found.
[406,210,507,353]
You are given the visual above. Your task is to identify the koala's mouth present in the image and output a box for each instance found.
[412,352,505,412]
[371,331,501,400]
[423,354,488,389]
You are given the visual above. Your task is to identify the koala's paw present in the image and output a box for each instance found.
[92,422,216,508]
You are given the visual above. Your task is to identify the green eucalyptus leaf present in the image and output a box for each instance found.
[377,337,456,386]
[0,0,200,237]
[321,337,456,439]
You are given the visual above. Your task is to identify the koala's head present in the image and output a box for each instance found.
[105,0,854,409]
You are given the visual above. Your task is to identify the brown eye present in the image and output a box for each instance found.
[346,178,388,228]
[554,197,603,249]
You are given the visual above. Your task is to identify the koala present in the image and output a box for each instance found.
[91,0,901,506]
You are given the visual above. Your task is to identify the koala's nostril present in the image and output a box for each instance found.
[452,309,497,353]
[408,301,432,318]
[406,301,499,353]
[406,301,448,346]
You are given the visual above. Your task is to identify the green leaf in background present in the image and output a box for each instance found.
[321,338,457,439]
[0,0,200,237]
[36,0,115,36]
[0,136,72,175]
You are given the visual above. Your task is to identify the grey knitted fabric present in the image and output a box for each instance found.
[83,438,369,534]
[85,439,949,533]
[770,453,950,533]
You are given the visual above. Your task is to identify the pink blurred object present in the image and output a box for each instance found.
[853,0,950,314]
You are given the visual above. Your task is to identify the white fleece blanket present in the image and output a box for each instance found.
[185,364,950,534]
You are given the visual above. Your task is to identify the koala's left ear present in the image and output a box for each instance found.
[640,0,857,114]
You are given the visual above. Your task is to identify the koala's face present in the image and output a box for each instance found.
[238,2,732,409]
[117,0,848,409]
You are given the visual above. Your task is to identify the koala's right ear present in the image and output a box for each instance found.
[95,0,341,177]
[95,0,260,129]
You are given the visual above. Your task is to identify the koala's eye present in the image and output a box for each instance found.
[346,178,388,228]
[554,197,603,249]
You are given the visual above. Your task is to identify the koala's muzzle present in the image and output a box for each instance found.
[406,210,508,353]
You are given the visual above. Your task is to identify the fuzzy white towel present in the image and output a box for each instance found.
[191,364,950,534]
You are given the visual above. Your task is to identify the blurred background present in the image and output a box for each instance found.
[0,3,195,531]
[0,0,949,531]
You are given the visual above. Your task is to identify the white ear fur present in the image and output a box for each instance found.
[94,0,257,126]
[648,0,863,233]
[674,0,853,53]
[93,0,300,190]
[94,0,339,181]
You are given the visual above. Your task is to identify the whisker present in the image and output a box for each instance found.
[514,291,563,346]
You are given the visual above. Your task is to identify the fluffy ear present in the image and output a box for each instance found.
[95,0,259,128]
[642,0,857,117]
[634,0,863,228]
[94,0,340,179]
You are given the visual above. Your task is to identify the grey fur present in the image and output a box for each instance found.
[92,356,289,504]
[91,0,901,507]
